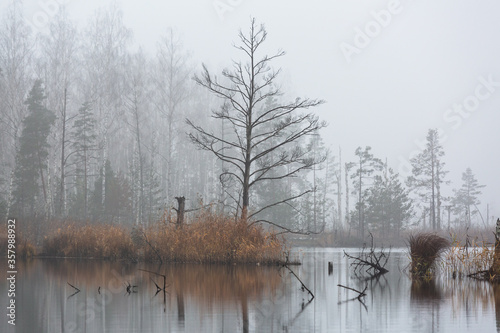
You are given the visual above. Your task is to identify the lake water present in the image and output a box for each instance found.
[0,248,499,332]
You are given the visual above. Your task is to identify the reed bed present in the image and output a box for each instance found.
[0,225,36,258]
[37,211,286,264]
[42,224,137,260]
[443,234,494,279]
[141,211,286,264]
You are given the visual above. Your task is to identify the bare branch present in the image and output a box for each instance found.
[249,189,313,220]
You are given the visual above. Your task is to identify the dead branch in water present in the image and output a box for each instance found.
[67,282,81,298]
[337,283,368,310]
[67,282,80,292]
[337,284,367,299]
[344,233,390,279]
[138,268,169,311]
[282,263,314,301]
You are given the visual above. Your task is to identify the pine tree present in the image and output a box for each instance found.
[407,129,448,230]
[452,167,485,228]
[68,102,98,220]
[12,80,56,217]
[365,165,413,236]
[351,146,383,238]
[91,160,132,223]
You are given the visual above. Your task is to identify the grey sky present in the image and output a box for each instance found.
[15,0,500,222]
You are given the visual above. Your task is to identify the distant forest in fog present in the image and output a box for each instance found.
[0,3,490,240]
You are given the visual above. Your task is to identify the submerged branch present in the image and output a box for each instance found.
[283,263,314,301]
[337,284,367,299]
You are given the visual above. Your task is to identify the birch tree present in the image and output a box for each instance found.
[0,2,34,218]
[152,28,191,203]
[81,4,131,212]
[37,10,79,216]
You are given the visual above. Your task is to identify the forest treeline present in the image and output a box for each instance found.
[0,3,488,243]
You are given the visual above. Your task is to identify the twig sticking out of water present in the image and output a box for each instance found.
[67,282,80,292]
[283,263,314,301]
[337,284,367,300]
[139,268,169,312]
[67,282,81,298]
[124,282,138,294]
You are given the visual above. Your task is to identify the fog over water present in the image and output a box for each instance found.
[4,0,500,221]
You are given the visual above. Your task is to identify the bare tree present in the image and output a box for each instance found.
[37,9,78,217]
[0,2,34,218]
[187,18,326,225]
[152,28,191,204]
[124,50,150,224]
[81,3,131,213]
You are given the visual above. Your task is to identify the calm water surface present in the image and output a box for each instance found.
[0,248,499,332]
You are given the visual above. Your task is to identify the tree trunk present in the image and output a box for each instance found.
[345,163,350,231]
[59,88,67,216]
[338,147,342,228]
[493,219,500,275]
[175,196,185,229]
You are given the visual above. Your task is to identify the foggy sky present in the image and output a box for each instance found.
[11,0,500,221]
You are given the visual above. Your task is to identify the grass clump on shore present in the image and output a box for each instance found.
[409,233,450,279]
[141,211,286,264]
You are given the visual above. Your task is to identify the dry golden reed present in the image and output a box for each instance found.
[0,224,36,258]
[39,211,286,264]
[443,233,495,280]
[408,233,450,278]
[42,224,136,260]
[141,210,286,264]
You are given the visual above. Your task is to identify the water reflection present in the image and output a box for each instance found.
[1,249,500,332]
[411,279,443,303]
[0,259,283,333]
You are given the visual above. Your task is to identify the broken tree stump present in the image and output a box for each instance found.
[492,218,500,276]
[174,196,186,229]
